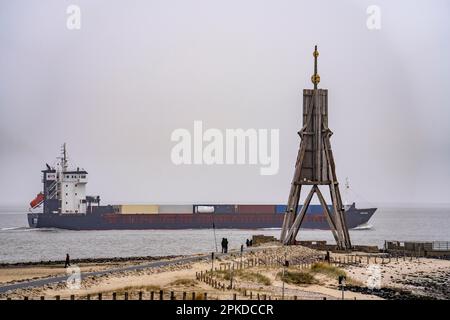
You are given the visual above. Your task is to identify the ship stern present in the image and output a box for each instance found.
[27,213,39,228]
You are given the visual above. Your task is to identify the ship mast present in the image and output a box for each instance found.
[61,143,68,172]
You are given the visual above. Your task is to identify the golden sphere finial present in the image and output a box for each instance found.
[311,45,320,86]
[311,74,320,85]
[313,46,319,58]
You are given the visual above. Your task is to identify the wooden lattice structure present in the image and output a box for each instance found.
[280,46,351,249]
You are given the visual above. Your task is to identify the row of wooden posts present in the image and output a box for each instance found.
[329,254,419,266]
[9,291,325,301]
[9,290,208,301]
[197,271,227,290]
[212,255,323,271]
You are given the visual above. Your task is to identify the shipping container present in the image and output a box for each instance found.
[214,205,236,214]
[275,205,287,214]
[275,204,333,214]
[237,205,276,214]
[158,205,193,214]
[119,204,159,214]
[194,205,215,213]
[193,204,236,214]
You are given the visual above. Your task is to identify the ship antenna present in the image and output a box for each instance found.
[61,143,68,172]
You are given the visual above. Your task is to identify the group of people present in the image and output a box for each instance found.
[221,238,229,253]
[220,238,254,254]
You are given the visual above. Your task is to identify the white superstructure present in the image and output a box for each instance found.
[60,170,87,213]
[57,143,88,214]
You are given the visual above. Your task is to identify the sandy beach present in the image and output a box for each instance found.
[0,244,449,300]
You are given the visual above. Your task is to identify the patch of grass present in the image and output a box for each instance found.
[211,269,271,285]
[345,277,363,287]
[211,270,231,280]
[115,284,161,293]
[278,270,316,285]
[236,270,271,286]
[310,262,346,278]
[169,278,198,287]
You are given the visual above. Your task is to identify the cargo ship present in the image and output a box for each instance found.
[27,145,376,230]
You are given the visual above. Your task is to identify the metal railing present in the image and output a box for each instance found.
[432,241,450,251]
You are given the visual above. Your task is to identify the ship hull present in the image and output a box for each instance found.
[27,207,375,230]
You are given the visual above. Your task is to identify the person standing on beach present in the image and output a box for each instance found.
[65,253,71,268]
[224,238,229,253]
[325,251,330,263]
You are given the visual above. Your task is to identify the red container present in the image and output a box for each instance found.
[237,205,276,214]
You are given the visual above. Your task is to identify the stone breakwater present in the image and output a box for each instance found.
[0,255,180,267]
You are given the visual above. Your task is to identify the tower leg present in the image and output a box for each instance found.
[328,183,346,249]
[323,135,352,249]
[280,183,301,241]
[283,186,316,244]
[315,186,340,246]
[333,183,352,248]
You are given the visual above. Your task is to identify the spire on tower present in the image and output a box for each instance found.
[311,45,320,89]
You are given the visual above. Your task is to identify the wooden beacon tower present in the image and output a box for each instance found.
[280,46,352,249]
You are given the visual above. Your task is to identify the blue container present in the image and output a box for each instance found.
[275,204,333,214]
[276,205,287,214]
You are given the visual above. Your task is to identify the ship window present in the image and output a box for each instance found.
[81,175,86,178]
[66,175,69,178]
[65,193,68,196]
[65,202,68,204]
[75,193,77,196]
[66,185,68,187]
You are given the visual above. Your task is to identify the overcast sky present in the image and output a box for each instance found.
[1,0,449,207]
